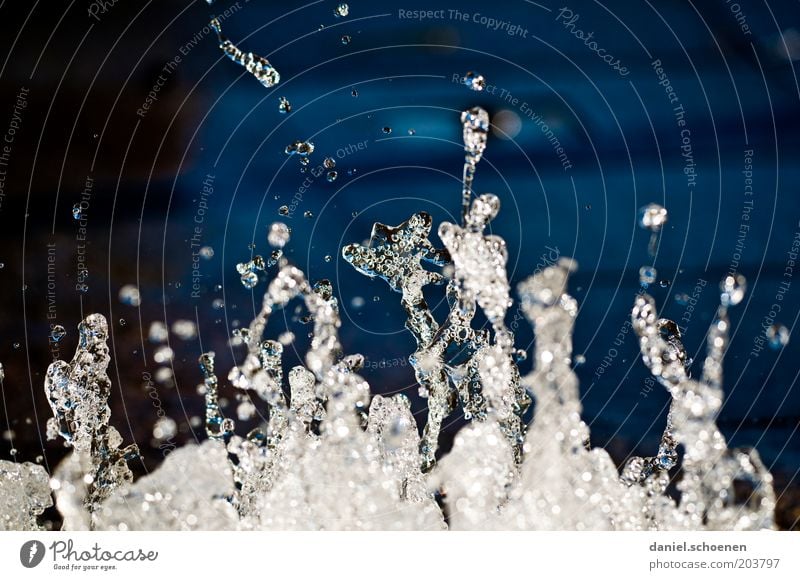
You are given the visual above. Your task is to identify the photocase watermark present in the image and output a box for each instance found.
[397,9,529,37]
[651,58,697,191]
[189,174,215,299]
[283,140,368,219]
[87,0,123,22]
[555,7,629,77]
[728,148,754,278]
[750,220,799,358]
[448,75,573,171]
[74,175,94,293]
[724,0,752,36]
[19,540,46,569]
[509,246,562,333]
[142,371,175,457]
[0,86,29,216]
[45,242,61,361]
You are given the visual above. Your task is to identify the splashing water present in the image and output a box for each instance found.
[0,107,776,531]
[210,18,280,88]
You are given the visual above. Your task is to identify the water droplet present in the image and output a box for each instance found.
[240,271,259,289]
[278,96,291,114]
[119,284,141,307]
[341,35,351,45]
[212,298,225,310]
[674,293,690,306]
[211,18,280,88]
[72,204,82,220]
[639,266,657,287]
[334,2,349,17]
[382,126,392,134]
[278,331,295,345]
[408,128,416,135]
[148,321,168,343]
[323,157,336,169]
[766,323,790,349]
[50,325,66,343]
[351,296,365,308]
[463,71,486,91]
[171,319,197,341]
[199,246,214,260]
[326,171,338,182]
[638,203,668,232]
[351,88,358,97]
[304,210,314,219]
[279,205,289,216]
[285,140,315,157]
[268,222,291,248]
[720,273,746,306]
[324,255,332,263]
[152,417,177,440]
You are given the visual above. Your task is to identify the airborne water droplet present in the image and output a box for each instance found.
[119,284,141,307]
[639,266,657,287]
[720,273,746,306]
[638,203,668,232]
[268,222,291,248]
[278,96,291,114]
[326,171,338,182]
[463,71,486,91]
[334,2,349,17]
[50,325,66,343]
[341,35,351,45]
[766,323,790,349]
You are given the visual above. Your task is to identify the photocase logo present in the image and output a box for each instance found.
[20,540,46,568]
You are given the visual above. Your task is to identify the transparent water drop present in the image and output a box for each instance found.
[279,205,289,216]
[351,88,358,97]
[153,346,174,364]
[766,323,790,349]
[199,246,215,260]
[212,298,225,310]
[323,157,336,169]
[152,417,177,441]
[324,255,332,263]
[720,273,746,306]
[408,128,416,135]
[278,96,291,114]
[72,204,82,220]
[50,325,66,343]
[285,140,315,157]
[638,203,668,232]
[268,222,291,248]
[119,285,141,307]
[639,266,657,287]
[463,71,486,91]
[304,210,314,219]
[326,171,338,182]
[334,2,349,17]
[674,293,690,306]
[240,271,259,289]
[341,35,351,45]
[171,319,197,341]
[382,126,392,134]
[148,321,168,344]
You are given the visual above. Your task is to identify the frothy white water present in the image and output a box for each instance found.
[0,108,775,531]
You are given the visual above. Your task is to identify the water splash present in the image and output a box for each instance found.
[0,106,777,532]
[210,18,280,88]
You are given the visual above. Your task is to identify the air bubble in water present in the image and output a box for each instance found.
[119,285,141,307]
[268,222,291,248]
[50,325,66,343]
[463,71,486,91]
[638,203,668,232]
[720,273,746,306]
[278,96,291,114]
[766,323,790,349]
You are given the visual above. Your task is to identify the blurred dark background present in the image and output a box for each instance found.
[0,0,798,528]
